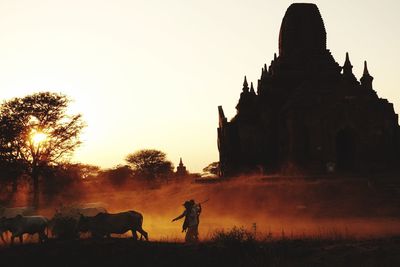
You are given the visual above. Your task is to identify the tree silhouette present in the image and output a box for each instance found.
[126,149,173,179]
[100,165,133,187]
[0,160,25,203]
[0,92,85,207]
[203,161,220,175]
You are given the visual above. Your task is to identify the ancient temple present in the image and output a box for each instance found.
[176,158,188,176]
[217,3,400,176]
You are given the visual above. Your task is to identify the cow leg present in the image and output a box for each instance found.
[39,231,45,243]
[0,232,6,244]
[43,229,49,241]
[10,234,22,245]
[137,228,148,241]
[42,228,48,242]
[92,232,101,239]
[131,230,138,240]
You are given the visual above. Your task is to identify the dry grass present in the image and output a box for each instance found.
[1,233,400,267]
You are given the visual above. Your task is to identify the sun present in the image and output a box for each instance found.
[31,131,48,146]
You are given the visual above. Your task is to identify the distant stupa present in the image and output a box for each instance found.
[217,3,399,176]
[176,157,188,176]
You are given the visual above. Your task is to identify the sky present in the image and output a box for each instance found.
[0,0,399,173]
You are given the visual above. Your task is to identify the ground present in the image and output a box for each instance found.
[1,237,400,267]
[2,174,400,266]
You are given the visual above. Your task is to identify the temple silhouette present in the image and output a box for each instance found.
[175,157,188,177]
[217,3,400,176]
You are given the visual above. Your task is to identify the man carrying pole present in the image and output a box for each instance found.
[172,199,207,243]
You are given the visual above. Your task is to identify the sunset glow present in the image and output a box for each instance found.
[31,131,47,146]
[0,0,398,172]
[1,2,400,265]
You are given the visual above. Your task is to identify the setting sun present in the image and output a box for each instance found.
[31,131,47,146]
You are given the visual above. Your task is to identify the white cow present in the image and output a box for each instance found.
[0,206,35,218]
[2,215,48,244]
[0,206,36,244]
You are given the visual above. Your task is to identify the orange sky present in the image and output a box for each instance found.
[0,0,398,172]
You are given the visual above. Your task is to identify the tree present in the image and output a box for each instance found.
[0,92,85,207]
[125,149,174,179]
[0,159,25,203]
[41,163,88,200]
[203,162,220,175]
[100,165,133,187]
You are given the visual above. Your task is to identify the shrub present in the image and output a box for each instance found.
[211,226,256,247]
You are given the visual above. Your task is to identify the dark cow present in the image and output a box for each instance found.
[50,204,108,240]
[56,204,107,218]
[49,212,80,240]
[78,211,148,240]
[1,215,48,244]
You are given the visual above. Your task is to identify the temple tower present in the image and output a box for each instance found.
[176,158,188,177]
[217,3,400,176]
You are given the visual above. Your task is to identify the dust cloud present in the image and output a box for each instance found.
[33,175,400,241]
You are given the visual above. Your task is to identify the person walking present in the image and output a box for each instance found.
[172,199,201,243]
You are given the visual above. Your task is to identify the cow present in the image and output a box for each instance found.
[0,206,35,218]
[78,207,107,217]
[2,215,48,244]
[0,206,36,244]
[0,218,7,244]
[76,202,107,209]
[48,212,79,240]
[78,211,148,241]
[56,204,107,219]
[50,204,107,240]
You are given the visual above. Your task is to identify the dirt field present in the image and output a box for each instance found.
[65,174,400,240]
[2,174,400,266]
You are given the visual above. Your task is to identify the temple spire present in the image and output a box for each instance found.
[342,52,358,84]
[279,3,326,56]
[343,52,353,71]
[176,157,188,177]
[360,60,373,90]
[363,60,370,76]
[242,76,249,93]
[250,82,256,95]
[262,64,268,78]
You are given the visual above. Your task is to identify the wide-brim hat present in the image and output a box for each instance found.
[183,201,192,207]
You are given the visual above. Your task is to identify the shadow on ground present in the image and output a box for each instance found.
[1,237,400,267]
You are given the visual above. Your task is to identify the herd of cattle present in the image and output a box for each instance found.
[0,204,148,245]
